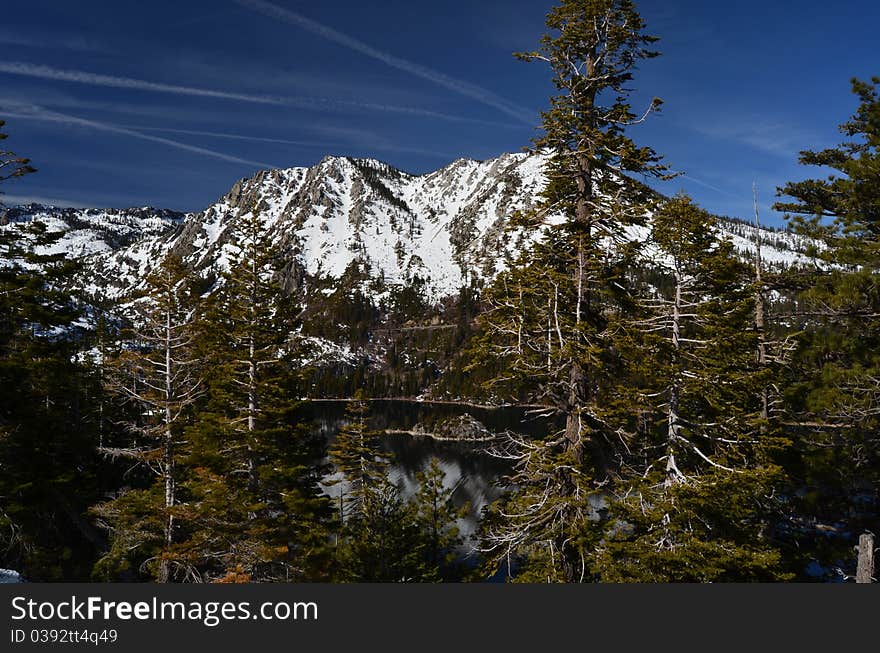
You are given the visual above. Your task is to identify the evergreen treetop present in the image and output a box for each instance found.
[474,0,670,583]
[776,77,880,267]
[0,120,36,194]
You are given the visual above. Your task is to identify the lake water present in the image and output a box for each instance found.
[301,398,558,556]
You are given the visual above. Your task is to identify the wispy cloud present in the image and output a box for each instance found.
[128,125,457,160]
[1,91,468,162]
[0,61,299,105]
[233,0,534,124]
[691,120,816,159]
[0,193,98,209]
[130,126,345,148]
[0,30,109,54]
[678,173,740,198]
[1,104,279,169]
[0,61,493,124]
[0,93,236,126]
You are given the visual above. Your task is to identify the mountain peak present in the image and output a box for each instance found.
[5,151,812,304]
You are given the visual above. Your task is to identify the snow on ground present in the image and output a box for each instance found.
[0,569,22,583]
[5,153,820,306]
[301,336,359,366]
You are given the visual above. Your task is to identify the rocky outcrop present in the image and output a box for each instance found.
[5,152,814,304]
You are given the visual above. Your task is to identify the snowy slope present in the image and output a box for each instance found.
[0,569,21,583]
[5,153,815,302]
[717,219,817,268]
[0,204,182,262]
[82,153,551,299]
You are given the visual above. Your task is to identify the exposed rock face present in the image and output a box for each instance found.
[4,152,812,302]
[79,152,553,300]
[0,204,182,258]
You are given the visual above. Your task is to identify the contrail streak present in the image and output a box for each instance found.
[0,61,498,124]
[0,32,108,54]
[129,125,346,148]
[680,173,741,199]
[0,194,101,209]
[1,105,279,168]
[128,125,457,159]
[233,0,535,125]
[0,62,286,105]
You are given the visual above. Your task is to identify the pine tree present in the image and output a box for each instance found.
[335,478,424,582]
[588,195,790,581]
[774,77,880,572]
[473,0,669,582]
[185,207,332,582]
[327,393,412,581]
[0,227,100,579]
[91,255,203,582]
[412,457,467,581]
[0,120,36,193]
[328,400,466,581]
[0,132,102,579]
[327,391,389,522]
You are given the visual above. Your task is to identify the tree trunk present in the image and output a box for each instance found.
[753,185,769,424]
[159,306,174,584]
[856,532,875,583]
[666,274,683,487]
[247,338,258,493]
[247,241,259,493]
[554,56,600,582]
[159,424,174,584]
[564,151,594,466]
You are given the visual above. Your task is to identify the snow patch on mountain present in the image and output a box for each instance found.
[4,153,818,303]
[0,569,22,583]
[0,204,182,261]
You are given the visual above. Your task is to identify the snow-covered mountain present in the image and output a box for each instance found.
[0,204,183,261]
[4,152,813,302]
[83,152,548,300]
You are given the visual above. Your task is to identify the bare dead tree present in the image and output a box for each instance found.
[856,532,875,583]
[98,256,202,583]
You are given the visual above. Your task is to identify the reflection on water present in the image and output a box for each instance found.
[301,399,557,552]
[383,435,509,552]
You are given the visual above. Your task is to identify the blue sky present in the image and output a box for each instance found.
[0,0,877,226]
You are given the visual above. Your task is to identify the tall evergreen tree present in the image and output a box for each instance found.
[328,399,465,581]
[774,77,880,573]
[334,478,424,582]
[474,0,669,582]
[185,207,331,582]
[0,128,102,580]
[334,457,465,583]
[588,195,790,581]
[327,391,389,522]
[412,457,467,581]
[0,222,101,579]
[327,393,413,581]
